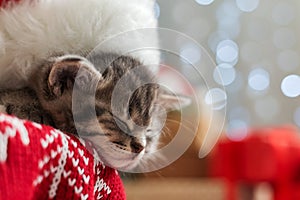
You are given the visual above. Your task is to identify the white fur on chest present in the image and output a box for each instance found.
[0,0,159,88]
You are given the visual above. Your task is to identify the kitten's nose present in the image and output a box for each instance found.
[130,140,144,153]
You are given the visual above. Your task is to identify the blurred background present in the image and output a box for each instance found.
[124,0,300,199]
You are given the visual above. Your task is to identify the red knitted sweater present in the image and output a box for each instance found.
[0,113,126,200]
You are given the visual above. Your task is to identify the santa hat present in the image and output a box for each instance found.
[0,0,159,88]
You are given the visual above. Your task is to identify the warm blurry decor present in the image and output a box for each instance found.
[157,0,300,133]
[124,0,300,199]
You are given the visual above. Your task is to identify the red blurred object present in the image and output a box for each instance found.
[210,126,300,200]
[0,0,21,6]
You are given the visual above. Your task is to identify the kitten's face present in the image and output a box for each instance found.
[32,53,188,171]
[80,86,163,171]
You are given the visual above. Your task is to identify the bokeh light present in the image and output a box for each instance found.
[281,75,300,98]
[216,40,239,63]
[180,43,201,64]
[236,0,260,12]
[216,55,238,67]
[226,119,249,141]
[195,0,214,6]
[157,0,300,140]
[248,68,270,91]
[205,88,227,110]
[213,63,236,86]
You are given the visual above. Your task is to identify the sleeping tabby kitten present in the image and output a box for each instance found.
[0,53,189,171]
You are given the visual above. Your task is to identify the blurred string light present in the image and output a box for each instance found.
[277,50,299,72]
[205,88,227,110]
[210,1,241,53]
[195,0,214,6]
[216,39,239,63]
[216,55,238,66]
[212,3,240,91]
[154,2,160,18]
[281,74,300,98]
[248,68,270,91]
[213,63,236,86]
[272,2,295,26]
[160,0,300,137]
[236,0,260,12]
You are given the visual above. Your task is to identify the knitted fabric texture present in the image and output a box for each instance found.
[0,113,126,200]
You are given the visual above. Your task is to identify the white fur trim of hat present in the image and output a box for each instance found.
[0,0,160,88]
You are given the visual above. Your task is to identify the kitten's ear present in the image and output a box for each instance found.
[48,56,100,96]
[157,88,192,111]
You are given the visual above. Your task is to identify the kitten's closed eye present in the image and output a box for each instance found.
[113,115,130,133]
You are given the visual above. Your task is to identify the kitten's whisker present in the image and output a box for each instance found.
[166,117,196,128]
[161,127,171,138]
[165,118,196,132]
